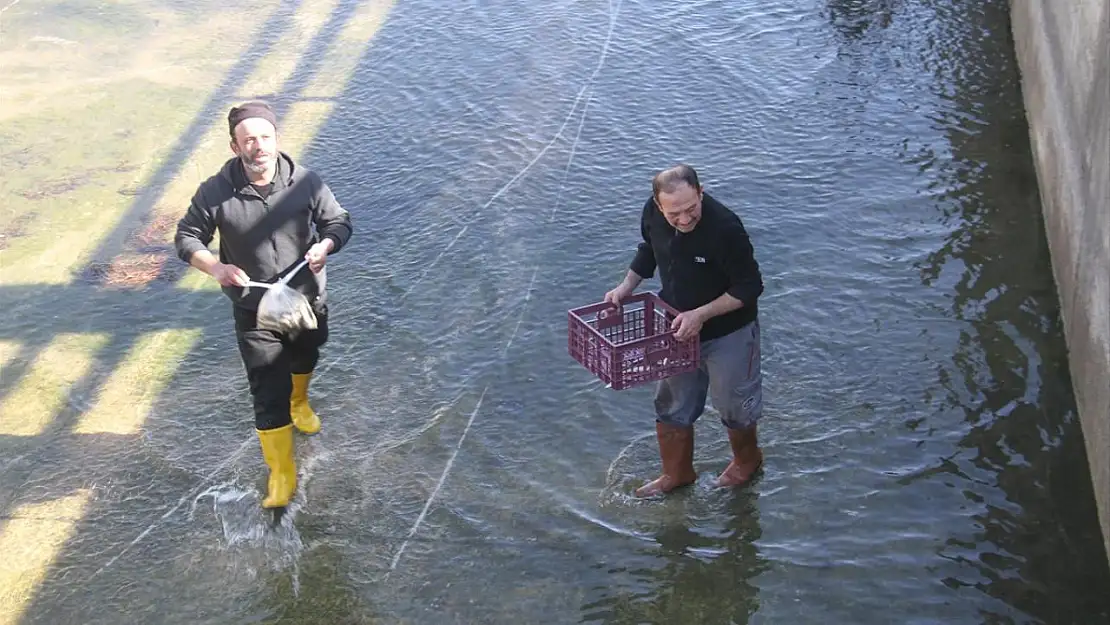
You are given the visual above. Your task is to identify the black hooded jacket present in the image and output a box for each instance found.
[174,152,353,310]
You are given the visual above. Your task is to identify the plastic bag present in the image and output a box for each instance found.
[245,259,318,335]
[257,284,317,334]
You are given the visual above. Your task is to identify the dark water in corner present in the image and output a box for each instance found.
[3,0,1109,623]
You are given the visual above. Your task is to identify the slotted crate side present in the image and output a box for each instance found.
[567,293,700,390]
[610,336,697,389]
[598,307,647,344]
[567,315,616,386]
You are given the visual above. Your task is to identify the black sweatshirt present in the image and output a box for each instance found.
[174,152,353,310]
[629,192,763,342]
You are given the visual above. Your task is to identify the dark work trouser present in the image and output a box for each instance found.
[232,301,329,431]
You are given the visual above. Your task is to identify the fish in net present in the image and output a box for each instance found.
[244,259,318,335]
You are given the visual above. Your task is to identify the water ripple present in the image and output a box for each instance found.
[7,0,1109,623]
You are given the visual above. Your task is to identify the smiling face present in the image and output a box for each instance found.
[230,117,278,175]
[655,181,703,233]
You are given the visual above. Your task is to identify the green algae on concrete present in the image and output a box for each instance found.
[0,0,282,284]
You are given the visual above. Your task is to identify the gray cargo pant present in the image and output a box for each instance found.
[654,319,763,430]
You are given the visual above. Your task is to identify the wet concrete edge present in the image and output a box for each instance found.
[1008,0,1110,563]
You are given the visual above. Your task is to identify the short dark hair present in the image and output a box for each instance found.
[652,164,701,198]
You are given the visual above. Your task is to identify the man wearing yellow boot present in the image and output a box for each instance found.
[604,164,764,497]
[174,101,353,508]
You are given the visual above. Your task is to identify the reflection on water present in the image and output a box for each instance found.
[2,0,1108,623]
[581,488,767,625]
[911,0,1110,619]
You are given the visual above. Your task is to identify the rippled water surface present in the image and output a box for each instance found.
[3,0,1110,623]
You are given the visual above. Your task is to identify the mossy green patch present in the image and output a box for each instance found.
[0,0,290,282]
[0,0,155,51]
[0,331,110,436]
[75,327,205,434]
[0,77,212,283]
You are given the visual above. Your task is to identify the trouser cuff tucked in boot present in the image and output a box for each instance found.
[635,421,698,497]
[716,424,763,488]
[290,372,321,435]
[256,424,297,508]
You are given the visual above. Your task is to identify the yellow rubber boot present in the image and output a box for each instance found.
[290,372,321,435]
[256,424,297,508]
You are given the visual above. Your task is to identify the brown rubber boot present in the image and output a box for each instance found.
[634,421,697,497]
[716,425,763,488]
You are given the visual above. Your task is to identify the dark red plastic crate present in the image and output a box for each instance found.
[567,292,700,390]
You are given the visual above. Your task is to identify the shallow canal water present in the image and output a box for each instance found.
[2,0,1109,623]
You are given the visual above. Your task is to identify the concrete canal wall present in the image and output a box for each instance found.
[1009,0,1110,559]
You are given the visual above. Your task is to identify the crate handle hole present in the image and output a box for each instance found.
[646,344,673,366]
[596,305,623,330]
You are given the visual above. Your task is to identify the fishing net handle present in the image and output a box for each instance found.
[242,259,311,291]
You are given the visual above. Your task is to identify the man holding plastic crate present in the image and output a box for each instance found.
[174,101,353,509]
[604,164,764,497]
